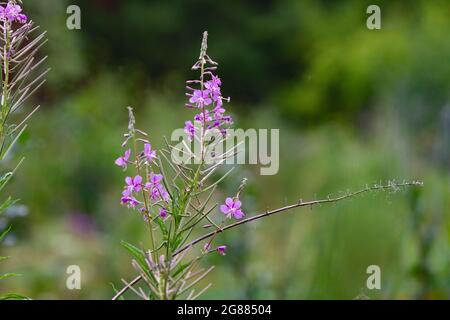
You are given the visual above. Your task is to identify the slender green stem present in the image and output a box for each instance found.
[1,21,11,143]
[160,51,209,299]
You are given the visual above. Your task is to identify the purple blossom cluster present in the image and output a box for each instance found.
[115,143,170,215]
[0,1,27,24]
[183,42,245,257]
[184,72,233,140]
[114,34,247,266]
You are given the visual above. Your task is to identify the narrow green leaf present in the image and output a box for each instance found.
[2,125,27,160]
[0,197,18,215]
[172,262,191,278]
[0,172,13,189]
[0,293,30,300]
[0,158,24,193]
[0,225,11,243]
[0,273,21,280]
[155,217,168,236]
[121,241,146,265]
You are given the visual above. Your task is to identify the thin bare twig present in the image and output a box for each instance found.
[111,180,423,300]
[174,181,422,256]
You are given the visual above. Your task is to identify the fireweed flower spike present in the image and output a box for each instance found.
[112,32,422,301]
[0,0,48,146]
[0,1,47,298]
[185,34,233,138]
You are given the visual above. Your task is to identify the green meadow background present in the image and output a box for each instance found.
[0,0,449,299]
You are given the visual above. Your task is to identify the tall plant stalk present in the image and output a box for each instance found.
[112,31,422,300]
[0,0,48,299]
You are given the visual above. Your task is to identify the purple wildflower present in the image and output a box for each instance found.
[16,13,26,23]
[204,75,222,100]
[123,175,142,196]
[145,172,169,202]
[159,208,167,219]
[220,197,245,219]
[0,2,27,23]
[121,196,140,208]
[184,120,195,140]
[189,90,212,107]
[213,105,225,117]
[159,188,170,202]
[143,143,157,163]
[149,187,160,200]
[185,64,232,137]
[216,245,227,256]
[149,186,169,202]
[146,172,163,187]
[115,149,131,168]
[222,115,233,125]
[194,110,212,123]
[205,74,221,89]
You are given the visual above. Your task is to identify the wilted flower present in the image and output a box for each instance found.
[203,242,211,252]
[216,245,227,256]
[220,197,244,219]
[159,208,167,219]
[115,149,131,168]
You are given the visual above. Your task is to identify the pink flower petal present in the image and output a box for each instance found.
[233,209,245,220]
[220,204,229,214]
[225,197,234,207]
[115,157,125,167]
[134,175,142,185]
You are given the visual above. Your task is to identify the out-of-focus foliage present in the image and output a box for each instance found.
[0,0,448,299]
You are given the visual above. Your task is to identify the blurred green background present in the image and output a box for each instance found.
[0,0,449,299]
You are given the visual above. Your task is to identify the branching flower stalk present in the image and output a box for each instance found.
[112,31,422,300]
[0,0,48,153]
[0,0,48,299]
